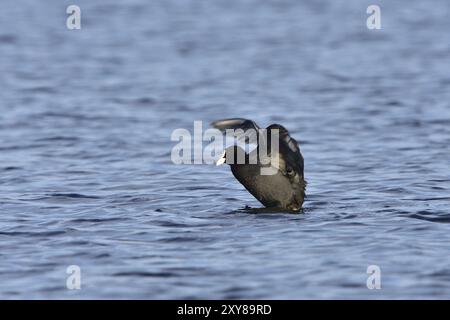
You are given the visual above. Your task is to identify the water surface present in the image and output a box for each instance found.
[1,0,450,299]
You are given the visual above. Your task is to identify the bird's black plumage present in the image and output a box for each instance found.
[212,118,306,211]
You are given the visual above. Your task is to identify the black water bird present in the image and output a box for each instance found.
[212,118,306,211]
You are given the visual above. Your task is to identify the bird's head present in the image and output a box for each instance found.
[216,145,247,166]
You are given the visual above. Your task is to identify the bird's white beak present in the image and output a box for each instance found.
[216,150,226,166]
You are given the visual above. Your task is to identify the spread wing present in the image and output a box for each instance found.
[267,124,304,179]
[211,119,304,176]
[211,118,262,146]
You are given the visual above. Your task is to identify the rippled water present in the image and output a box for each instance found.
[1,0,450,299]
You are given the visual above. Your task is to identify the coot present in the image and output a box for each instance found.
[212,118,306,211]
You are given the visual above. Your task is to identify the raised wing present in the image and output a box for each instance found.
[211,119,304,179]
[211,118,262,146]
[266,124,304,178]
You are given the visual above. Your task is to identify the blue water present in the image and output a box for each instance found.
[1,0,450,299]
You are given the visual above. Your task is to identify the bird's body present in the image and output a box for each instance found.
[212,118,306,211]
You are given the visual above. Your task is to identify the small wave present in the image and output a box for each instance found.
[112,271,178,278]
[46,193,101,199]
[0,34,16,44]
[156,236,214,243]
[426,270,450,281]
[2,166,22,171]
[69,217,126,223]
[21,86,57,94]
[34,136,80,143]
[0,230,66,237]
[409,211,450,224]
